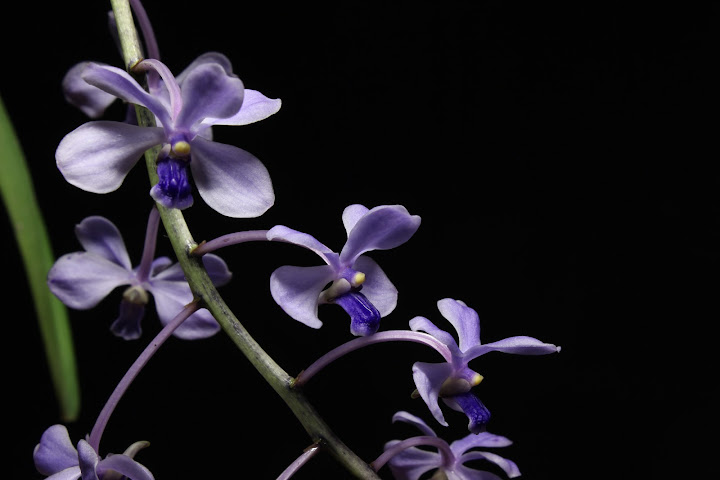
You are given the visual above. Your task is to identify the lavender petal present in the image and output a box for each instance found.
[339,205,421,265]
[409,316,461,355]
[74,216,132,270]
[48,252,133,309]
[449,432,512,454]
[56,121,165,194]
[352,255,397,317]
[269,264,336,328]
[267,225,341,270]
[391,411,438,438]
[33,425,78,476]
[341,204,370,236]
[62,62,117,118]
[81,63,172,127]
[189,136,274,218]
[463,336,561,363]
[384,440,442,480]
[437,298,482,353]
[458,451,521,479]
[97,454,156,480]
[77,440,100,480]
[412,361,455,427]
[175,63,244,132]
[201,89,281,128]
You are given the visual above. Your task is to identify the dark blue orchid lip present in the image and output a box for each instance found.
[450,392,491,434]
[334,291,381,336]
[150,151,194,210]
[110,299,145,340]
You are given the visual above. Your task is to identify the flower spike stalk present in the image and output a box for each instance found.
[276,443,321,480]
[88,301,200,452]
[294,330,454,387]
[109,1,381,477]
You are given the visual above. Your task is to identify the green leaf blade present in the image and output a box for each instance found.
[0,94,80,422]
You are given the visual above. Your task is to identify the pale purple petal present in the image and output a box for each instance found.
[458,452,521,479]
[97,454,155,480]
[62,62,117,118]
[385,440,442,480]
[81,63,171,127]
[437,298,481,353]
[391,411,438,438]
[77,440,100,480]
[189,136,274,218]
[409,316,461,356]
[33,425,78,476]
[266,225,340,270]
[200,254,232,286]
[176,52,234,84]
[147,257,184,282]
[339,205,421,265]
[149,254,231,287]
[48,252,134,309]
[74,216,132,269]
[56,121,165,193]
[147,276,220,339]
[202,89,281,127]
[175,63,244,132]
[463,336,561,363]
[269,264,336,328]
[451,465,504,480]
[341,204,370,236]
[450,432,512,455]
[45,468,82,480]
[352,255,397,317]
[412,362,455,427]
[175,309,221,340]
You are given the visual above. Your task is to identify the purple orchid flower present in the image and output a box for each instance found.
[411,298,560,433]
[267,204,421,336]
[56,52,280,217]
[47,211,231,340]
[34,424,154,480]
[381,411,520,480]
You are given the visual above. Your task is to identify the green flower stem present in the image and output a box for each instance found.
[109,1,380,477]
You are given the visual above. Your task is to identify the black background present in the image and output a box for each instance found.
[3,1,718,479]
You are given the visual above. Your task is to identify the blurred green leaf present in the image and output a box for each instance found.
[0,94,80,421]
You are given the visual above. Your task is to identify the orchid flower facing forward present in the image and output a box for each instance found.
[411,299,560,434]
[34,424,154,480]
[379,411,520,480]
[48,211,231,340]
[56,53,281,217]
[268,204,421,336]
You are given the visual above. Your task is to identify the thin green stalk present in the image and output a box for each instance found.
[0,95,80,421]
[108,1,380,477]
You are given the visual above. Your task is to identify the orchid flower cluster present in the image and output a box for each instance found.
[32,1,560,479]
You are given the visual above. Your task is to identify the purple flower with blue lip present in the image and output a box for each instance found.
[267,204,421,336]
[34,424,154,480]
[382,411,520,480]
[47,212,231,340]
[56,52,281,217]
[411,298,560,433]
